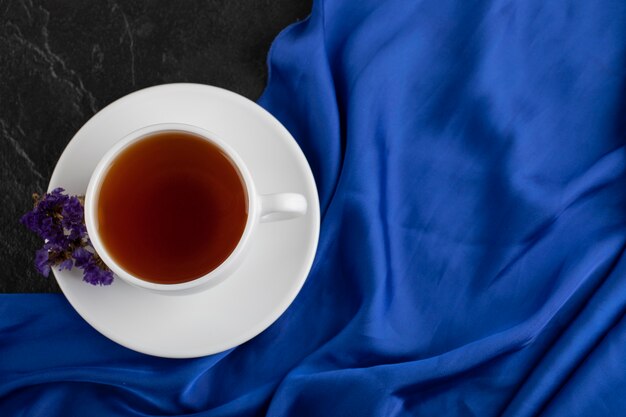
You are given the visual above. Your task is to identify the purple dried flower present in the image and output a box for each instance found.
[73,247,114,286]
[60,196,83,226]
[20,190,69,247]
[21,189,113,286]
[61,196,87,244]
[83,263,114,286]
[68,225,86,242]
[37,188,67,209]
[58,259,74,271]
[34,248,52,277]
[42,241,64,256]
[72,247,93,268]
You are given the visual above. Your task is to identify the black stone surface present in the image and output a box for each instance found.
[0,0,311,293]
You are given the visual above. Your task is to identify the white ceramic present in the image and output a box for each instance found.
[85,122,307,295]
[49,84,320,358]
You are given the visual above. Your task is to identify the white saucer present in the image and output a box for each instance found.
[49,84,320,358]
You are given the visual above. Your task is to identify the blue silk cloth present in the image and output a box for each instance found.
[2,0,626,415]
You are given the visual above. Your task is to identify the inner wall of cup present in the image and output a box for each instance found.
[94,128,252,286]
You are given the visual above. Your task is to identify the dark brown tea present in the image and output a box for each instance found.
[97,131,248,284]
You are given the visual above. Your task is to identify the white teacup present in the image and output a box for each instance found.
[85,123,307,294]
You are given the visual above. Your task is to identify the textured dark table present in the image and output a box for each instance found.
[0,0,311,293]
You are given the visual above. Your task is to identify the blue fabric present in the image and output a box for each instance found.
[2,0,626,415]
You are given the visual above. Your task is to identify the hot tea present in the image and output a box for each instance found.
[97,131,248,284]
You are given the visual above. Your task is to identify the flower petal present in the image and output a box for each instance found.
[34,248,51,277]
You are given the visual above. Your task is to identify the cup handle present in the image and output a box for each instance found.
[259,193,307,222]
